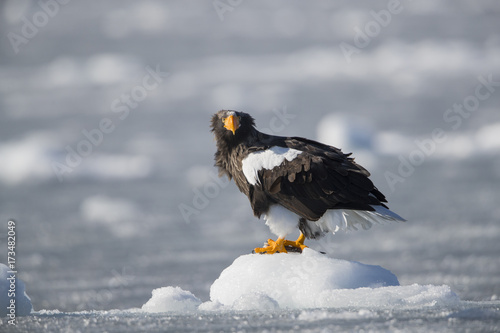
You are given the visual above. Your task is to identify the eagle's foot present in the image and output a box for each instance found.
[254,233,307,254]
[254,237,287,254]
[283,233,308,252]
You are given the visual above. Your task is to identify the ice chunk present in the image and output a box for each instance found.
[0,263,33,317]
[316,283,460,308]
[209,248,400,309]
[232,292,280,311]
[141,286,201,313]
[145,250,461,312]
[198,300,225,312]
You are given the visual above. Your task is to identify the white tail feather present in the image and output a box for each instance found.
[315,206,405,234]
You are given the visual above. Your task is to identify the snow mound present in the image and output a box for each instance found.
[232,292,280,311]
[141,286,201,313]
[208,248,401,310]
[141,250,461,312]
[0,263,33,317]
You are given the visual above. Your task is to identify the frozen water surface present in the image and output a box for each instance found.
[1,0,500,331]
[5,254,500,332]
[7,302,500,332]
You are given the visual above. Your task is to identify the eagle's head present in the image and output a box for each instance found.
[211,110,255,145]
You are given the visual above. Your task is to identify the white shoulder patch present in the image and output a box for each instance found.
[242,146,302,185]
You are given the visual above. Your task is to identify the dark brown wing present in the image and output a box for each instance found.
[253,137,387,221]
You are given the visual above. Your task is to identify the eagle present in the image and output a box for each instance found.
[211,110,405,254]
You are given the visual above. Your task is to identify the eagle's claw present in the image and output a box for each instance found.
[254,233,307,254]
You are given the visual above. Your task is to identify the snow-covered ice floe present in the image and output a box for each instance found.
[0,249,465,319]
[141,249,459,312]
[5,250,500,332]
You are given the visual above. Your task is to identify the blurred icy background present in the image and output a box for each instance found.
[1,0,500,328]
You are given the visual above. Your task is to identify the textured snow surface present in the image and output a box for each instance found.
[208,249,401,309]
[135,249,463,314]
[141,286,201,313]
[8,253,499,333]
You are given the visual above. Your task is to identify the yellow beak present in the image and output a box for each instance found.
[223,115,240,135]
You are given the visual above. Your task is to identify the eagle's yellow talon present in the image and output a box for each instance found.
[283,232,308,250]
[254,237,286,254]
[254,233,308,254]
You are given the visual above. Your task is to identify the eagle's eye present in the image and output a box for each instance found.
[222,116,241,123]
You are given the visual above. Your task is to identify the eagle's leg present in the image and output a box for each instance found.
[283,232,308,251]
[254,233,308,254]
[254,237,287,254]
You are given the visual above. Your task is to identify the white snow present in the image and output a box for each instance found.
[374,131,414,155]
[43,54,143,88]
[0,263,33,317]
[80,195,142,238]
[315,284,459,309]
[0,132,152,185]
[136,249,464,313]
[206,248,402,310]
[242,146,302,185]
[317,114,374,153]
[162,40,500,110]
[476,122,500,152]
[76,154,152,180]
[320,116,500,163]
[374,122,500,160]
[141,286,201,313]
[3,1,500,330]
[0,132,59,185]
[185,165,214,187]
[231,292,280,311]
[0,250,474,325]
[102,2,170,39]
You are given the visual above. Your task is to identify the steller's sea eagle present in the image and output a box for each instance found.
[211,110,405,254]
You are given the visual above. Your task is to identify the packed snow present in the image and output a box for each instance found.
[2,247,500,331]
[141,286,201,313]
[0,250,463,319]
[208,248,400,309]
[136,249,463,313]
